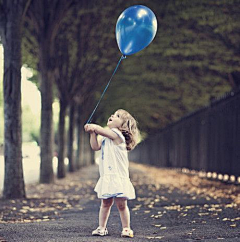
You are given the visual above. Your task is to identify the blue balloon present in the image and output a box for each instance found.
[116,5,157,56]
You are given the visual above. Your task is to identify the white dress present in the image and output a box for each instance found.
[94,128,136,200]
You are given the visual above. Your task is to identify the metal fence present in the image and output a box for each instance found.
[129,90,240,177]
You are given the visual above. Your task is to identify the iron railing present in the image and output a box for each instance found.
[129,90,240,177]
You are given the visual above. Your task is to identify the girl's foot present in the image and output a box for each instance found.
[121,228,134,238]
[92,227,108,236]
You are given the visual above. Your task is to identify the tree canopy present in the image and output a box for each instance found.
[21,0,240,136]
[94,0,240,134]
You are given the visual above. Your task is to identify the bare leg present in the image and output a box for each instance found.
[98,198,114,229]
[115,197,130,228]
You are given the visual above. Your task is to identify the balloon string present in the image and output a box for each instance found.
[86,55,126,124]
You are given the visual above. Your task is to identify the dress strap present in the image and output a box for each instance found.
[111,128,125,143]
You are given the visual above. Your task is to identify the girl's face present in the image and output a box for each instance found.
[107,111,124,129]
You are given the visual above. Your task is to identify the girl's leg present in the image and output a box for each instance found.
[98,198,114,229]
[115,197,130,228]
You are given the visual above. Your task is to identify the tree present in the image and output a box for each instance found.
[54,1,123,174]
[96,0,240,135]
[19,0,240,161]
[67,102,75,172]
[0,45,3,144]
[25,0,75,183]
[0,0,31,199]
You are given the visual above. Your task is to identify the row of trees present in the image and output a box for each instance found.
[0,0,118,199]
[0,0,240,199]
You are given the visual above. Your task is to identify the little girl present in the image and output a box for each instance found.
[84,109,139,238]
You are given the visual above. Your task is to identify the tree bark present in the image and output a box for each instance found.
[68,102,75,172]
[39,40,54,183]
[91,147,95,165]
[57,99,67,178]
[1,1,26,199]
[75,104,82,169]
[81,131,89,167]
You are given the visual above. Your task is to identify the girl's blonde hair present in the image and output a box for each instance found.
[117,109,139,151]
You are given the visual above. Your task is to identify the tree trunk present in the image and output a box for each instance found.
[81,131,89,167]
[57,99,67,178]
[85,133,92,165]
[39,41,54,183]
[1,2,25,199]
[68,102,75,172]
[91,148,95,165]
[75,104,82,170]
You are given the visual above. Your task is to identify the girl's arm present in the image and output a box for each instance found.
[84,124,102,151]
[89,132,102,151]
[84,124,119,140]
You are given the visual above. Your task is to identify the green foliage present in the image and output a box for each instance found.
[53,0,129,117]
[93,0,239,135]
[26,70,39,89]
[21,21,38,70]
[22,104,40,143]
[20,0,240,136]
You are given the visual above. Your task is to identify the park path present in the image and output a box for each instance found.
[0,162,240,242]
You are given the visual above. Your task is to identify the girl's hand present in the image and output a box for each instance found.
[84,124,95,133]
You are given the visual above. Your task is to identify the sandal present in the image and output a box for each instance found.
[121,228,134,238]
[92,227,108,236]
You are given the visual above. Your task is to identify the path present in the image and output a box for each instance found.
[0,163,240,242]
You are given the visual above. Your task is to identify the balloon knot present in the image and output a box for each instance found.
[122,55,127,59]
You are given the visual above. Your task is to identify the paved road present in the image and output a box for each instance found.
[0,163,240,242]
